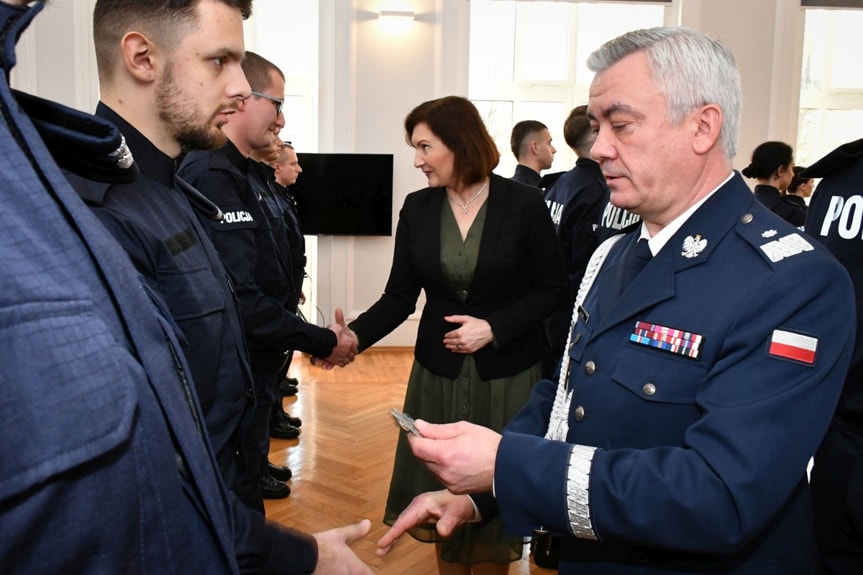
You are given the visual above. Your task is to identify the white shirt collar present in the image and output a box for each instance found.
[638,171,734,255]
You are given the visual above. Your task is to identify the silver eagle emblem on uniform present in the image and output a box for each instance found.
[681,234,707,259]
[108,136,134,169]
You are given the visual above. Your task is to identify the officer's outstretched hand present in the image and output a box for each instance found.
[376,490,475,556]
[312,519,373,574]
[408,420,500,494]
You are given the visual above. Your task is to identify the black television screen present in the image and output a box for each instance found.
[292,153,393,236]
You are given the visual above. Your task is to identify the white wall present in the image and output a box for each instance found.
[316,0,471,346]
[680,0,805,169]
[13,0,807,347]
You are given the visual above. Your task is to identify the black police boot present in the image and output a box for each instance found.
[267,462,292,481]
[270,418,300,440]
[280,379,298,397]
[281,412,302,428]
[260,474,290,499]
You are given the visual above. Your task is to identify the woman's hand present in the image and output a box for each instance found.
[442,315,494,354]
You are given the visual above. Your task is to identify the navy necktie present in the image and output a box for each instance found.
[620,238,652,293]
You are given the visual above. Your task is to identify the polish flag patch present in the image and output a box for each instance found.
[767,329,818,365]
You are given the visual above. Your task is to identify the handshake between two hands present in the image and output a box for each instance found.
[311,307,359,370]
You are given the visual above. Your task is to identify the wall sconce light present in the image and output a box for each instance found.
[378,10,416,23]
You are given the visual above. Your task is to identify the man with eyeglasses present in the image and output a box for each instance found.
[181,51,359,508]
[252,89,284,116]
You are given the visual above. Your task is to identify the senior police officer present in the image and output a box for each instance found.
[803,138,863,575]
[376,27,855,575]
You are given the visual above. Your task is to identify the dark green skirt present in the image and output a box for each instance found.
[383,355,540,565]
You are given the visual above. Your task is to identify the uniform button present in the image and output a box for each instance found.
[574,406,585,421]
[739,213,753,224]
[643,383,656,396]
[584,361,596,376]
[572,333,582,347]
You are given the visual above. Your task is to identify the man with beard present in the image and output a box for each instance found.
[1,0,237,571]
[180,52,359,511]
[38,0,372,573]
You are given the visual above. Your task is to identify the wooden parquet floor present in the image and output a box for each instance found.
[265,348,557,574]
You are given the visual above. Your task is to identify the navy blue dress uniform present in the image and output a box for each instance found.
[803,139,863,575]
[492,173,855,574]
[21,93,321,572]
[0,3,237,572]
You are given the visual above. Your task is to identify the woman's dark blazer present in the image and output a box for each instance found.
[350,173,568,380]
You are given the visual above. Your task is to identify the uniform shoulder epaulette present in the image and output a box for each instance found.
[734,209,815,266]
[181,148,234,179]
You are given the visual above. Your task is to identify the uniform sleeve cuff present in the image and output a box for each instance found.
[466,495,482,523]
[567,444,599,540]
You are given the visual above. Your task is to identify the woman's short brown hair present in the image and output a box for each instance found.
[404,96,499,186]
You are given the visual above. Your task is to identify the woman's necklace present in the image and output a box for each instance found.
[452,180,488,214]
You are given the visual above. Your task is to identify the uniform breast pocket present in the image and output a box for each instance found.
[611,347,707,404]
[158,266,225,321]
[608,347,707,444]
[0,300,139,502]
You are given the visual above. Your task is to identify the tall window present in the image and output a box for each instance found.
[797,8,863,167]
[468,1,670,178]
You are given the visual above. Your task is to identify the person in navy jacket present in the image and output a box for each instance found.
[0,1,236,572]
[376,27,855,575]
[803,138,863,575]
[11,2,372,574]
[180,52,359,511]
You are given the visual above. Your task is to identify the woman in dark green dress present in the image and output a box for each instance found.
[348,96,568,575]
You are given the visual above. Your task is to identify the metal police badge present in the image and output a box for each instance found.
[108,136,134,169]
